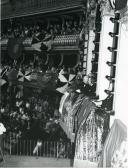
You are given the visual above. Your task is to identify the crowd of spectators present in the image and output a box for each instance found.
[0,17,86,140]
[0,80,62,140]
[1,51,85,140]
[1,20,83,40]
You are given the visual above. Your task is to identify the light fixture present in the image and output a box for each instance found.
[106,61,115,66]
[109,32,117,37]
[106,75,115,82]
[110,17,119,23]
[107,47,116,52]
[104,89,114,95]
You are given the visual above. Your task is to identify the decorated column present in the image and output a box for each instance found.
[86,0,97,76]
[96,0,114,100]
[112,9,128,130]
[86,31,95,76]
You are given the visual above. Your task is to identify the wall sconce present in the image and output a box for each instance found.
[104,89,114,95]
[106,61,115,66]
[109,32,117,37]
[106,75,115,82]
[107,47,116,52]
[110,17,119,23]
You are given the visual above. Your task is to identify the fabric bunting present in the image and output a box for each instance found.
[31,42,42,52]
[0,78,7,86]
[17,70,31,82]
[56,73,76,93]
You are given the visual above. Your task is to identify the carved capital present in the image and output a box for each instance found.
[98,0,114,16]
[120,14,128,31]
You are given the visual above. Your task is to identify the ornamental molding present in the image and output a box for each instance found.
[120,14,128,32]
[98,0,114,16]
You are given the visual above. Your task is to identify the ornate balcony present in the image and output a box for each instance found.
[1,34,80,51]
[1,0,84,20]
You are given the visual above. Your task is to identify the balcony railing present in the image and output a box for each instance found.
[1,34,80,51]
[2,133,73,158]
[1,0,84,19]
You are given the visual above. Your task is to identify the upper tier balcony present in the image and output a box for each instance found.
[1,0,85,20]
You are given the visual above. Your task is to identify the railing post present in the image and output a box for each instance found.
[57,141,58,158]
[9,133,11,156]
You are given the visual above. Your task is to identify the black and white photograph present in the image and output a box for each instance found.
[0,0,128,167]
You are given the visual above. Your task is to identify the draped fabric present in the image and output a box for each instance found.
[59,92,79,134]
[56,73,76,94]
[77,97,96,129]
[98,119,127,168]
[75,110,105,163]
[59,92,69,114]
[0,79,7,86]
[74,96,110,167]
[111,140,128,168]
[59,93,109,165]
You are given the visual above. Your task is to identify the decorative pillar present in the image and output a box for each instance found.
[96,0,114,100]
[86,31,95,75]
[112,9,128,130]
[85,1,97,76]
[83,33,89,73]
